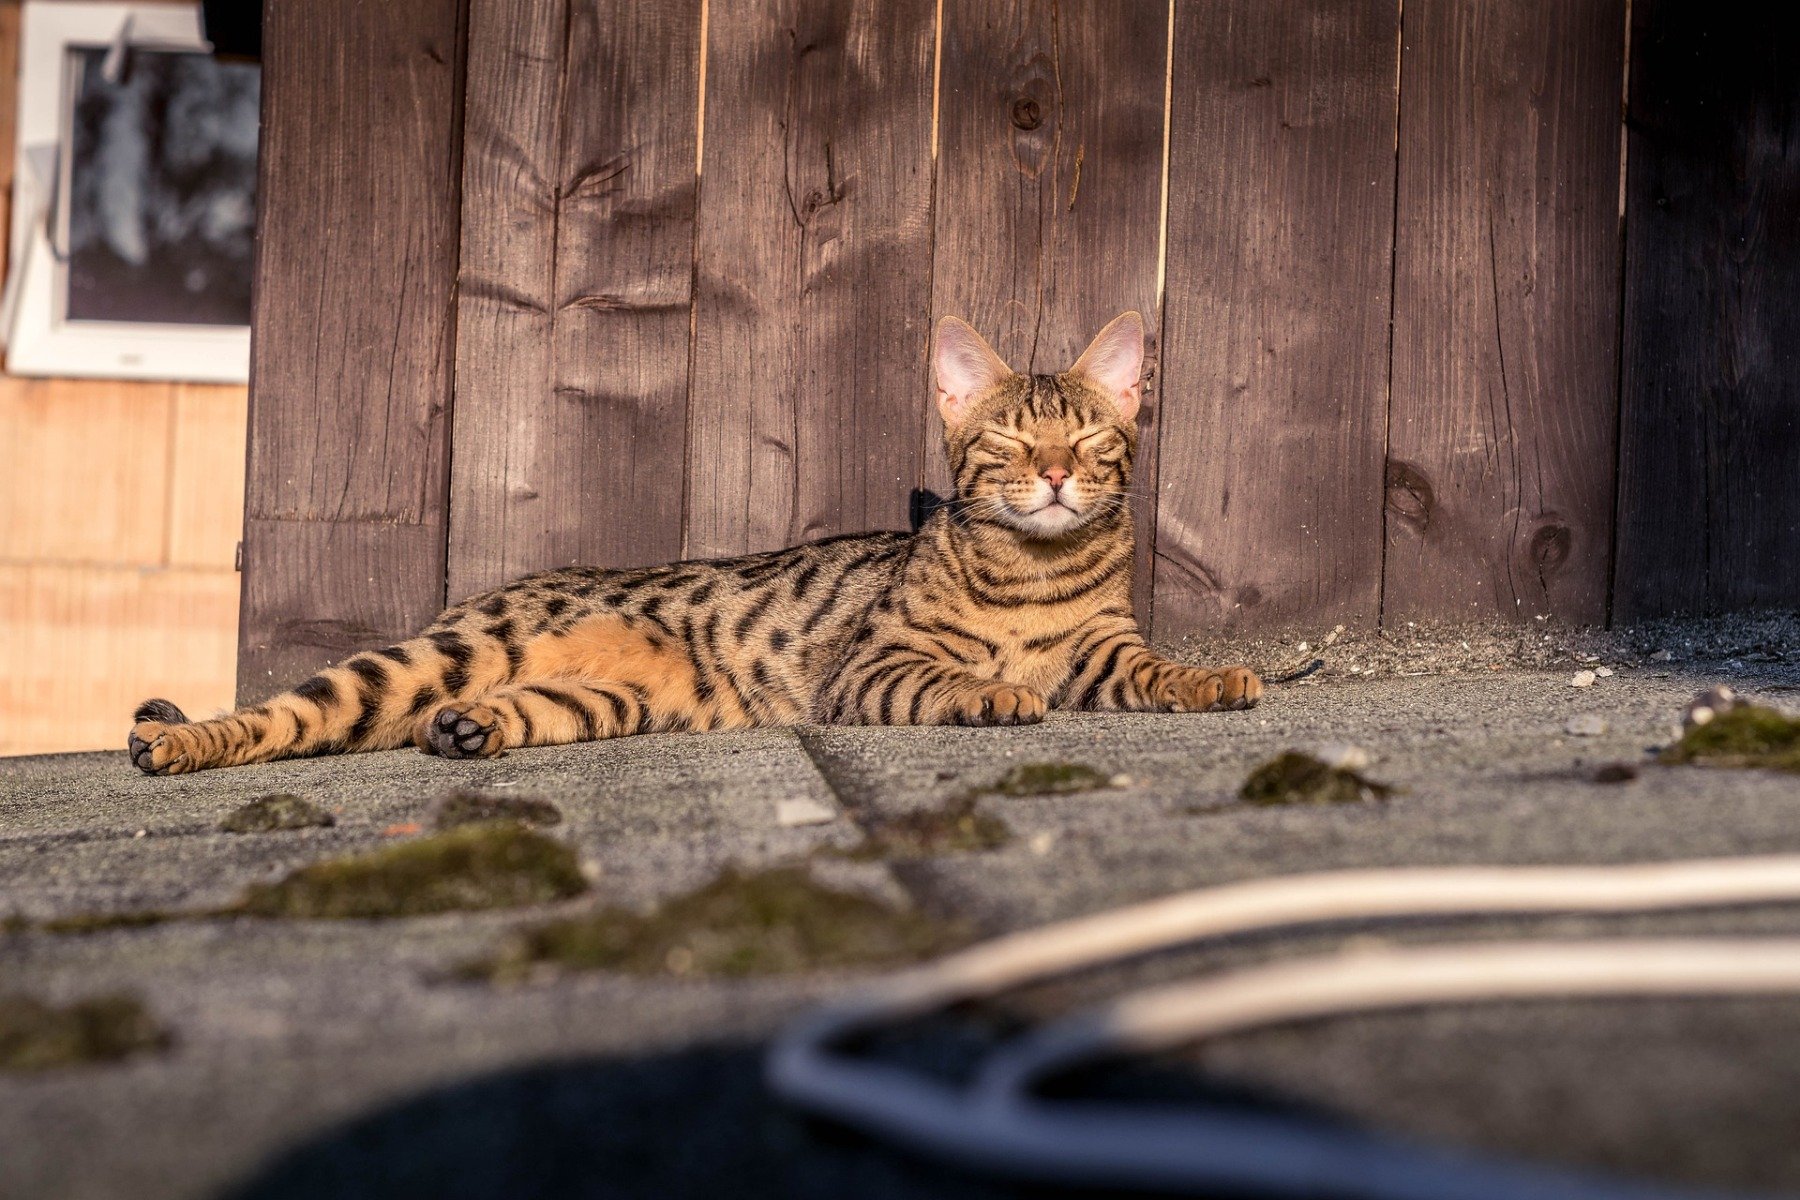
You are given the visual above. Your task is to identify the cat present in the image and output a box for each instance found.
[129,312,1260,775]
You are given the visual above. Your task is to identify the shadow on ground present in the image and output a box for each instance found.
[222,1028,1343,1200]
[225,1041,1027,1200]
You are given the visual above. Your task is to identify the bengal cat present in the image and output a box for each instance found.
[129,313,1260,775]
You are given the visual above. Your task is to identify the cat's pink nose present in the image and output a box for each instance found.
[1043,467,1069,490]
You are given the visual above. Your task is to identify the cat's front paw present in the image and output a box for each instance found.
[420,704,505,759]
[951,682,1046,727]
[129,699,194,775]
[1164,666,1262,713]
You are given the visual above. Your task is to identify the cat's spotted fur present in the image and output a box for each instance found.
[129,313,1260,775]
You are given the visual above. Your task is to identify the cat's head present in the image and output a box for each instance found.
[932,312,1143,540]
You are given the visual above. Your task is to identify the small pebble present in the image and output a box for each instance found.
[1649,649,1675,662]
[1028,831,1057,856]
[1683,685,1738,730]
[1565,714,1607,737]
[1595,667,1614,678]
[133,829,148,839]
[775,798,837,827]
[1313,743,1371,771]
[1570,670,1597,688]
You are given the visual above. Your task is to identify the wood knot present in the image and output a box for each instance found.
[1010,97,1043,131]
[1384,460,1434,533]
[801,185,844,218]
[1527,522,1572,574]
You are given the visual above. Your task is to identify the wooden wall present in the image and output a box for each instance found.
[0,1,246,756]
[241,0,1799,696]
[1614,0,1800,618]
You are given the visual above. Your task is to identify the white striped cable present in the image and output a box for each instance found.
[767,855,1800,1199]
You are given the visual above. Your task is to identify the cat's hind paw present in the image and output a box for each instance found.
[129,699,192,775]
[420,704,505,759]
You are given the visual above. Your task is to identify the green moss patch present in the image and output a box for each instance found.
[235,822,587,919]
[219,794,335,833]
[852,795,1012,859]
[1239,752,1394,807]
[463,867,959,983]
[37,823,588,932]
[0,993,169,1071]
[986,762,1110,797]
[1659,704,1800,773]
[433,791,563,831]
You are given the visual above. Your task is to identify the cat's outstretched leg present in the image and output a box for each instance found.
[821,654,1048,727]
[1058,629,1261,713]
[417,680,653,759]
[128,630,504,775]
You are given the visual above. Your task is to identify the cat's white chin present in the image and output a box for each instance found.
[1010,500,1086,539]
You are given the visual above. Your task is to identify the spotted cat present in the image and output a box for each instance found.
[129,313,1260,775]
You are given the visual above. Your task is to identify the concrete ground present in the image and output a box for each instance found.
[4,630,1800,1200]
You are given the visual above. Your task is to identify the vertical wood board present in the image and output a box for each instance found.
[1154,1,1400,636]
[241,0,466,699]
[929,0,1168,625]
[1384,0,1626,625]
[1615,0,1800,617]
[684,0,937,558]
[448,0,700,599]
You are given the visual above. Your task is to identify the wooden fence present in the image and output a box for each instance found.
[239,0,1799,699]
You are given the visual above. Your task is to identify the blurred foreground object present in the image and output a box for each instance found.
[772,856,1800,1199]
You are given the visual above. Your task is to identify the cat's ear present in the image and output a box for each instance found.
[1070,311,1145,422]
[934,316,1012,427]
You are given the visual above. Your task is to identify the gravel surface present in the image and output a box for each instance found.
[3,619,1799,1200]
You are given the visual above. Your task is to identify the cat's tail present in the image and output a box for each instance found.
[126,629,494,775]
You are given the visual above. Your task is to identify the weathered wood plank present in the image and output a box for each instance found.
[241,0,465,700]
[929,0,1168,625]
[1154,2,1399,636]
[1384,0,1626,625]
[1615,0,1800,618]
[447,0,700,599]
[684,0,936,558]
